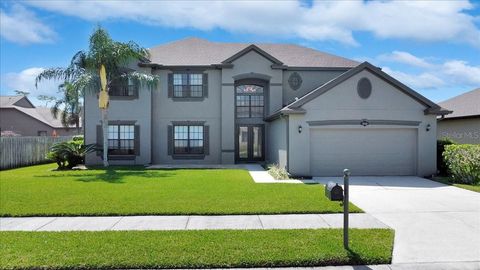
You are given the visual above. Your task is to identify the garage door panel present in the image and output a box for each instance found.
[310,128,416,176]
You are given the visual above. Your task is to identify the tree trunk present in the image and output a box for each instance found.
[76,117,80,134]
[101,108,109,167]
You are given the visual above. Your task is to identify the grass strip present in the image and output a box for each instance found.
[1,229,393,269]
[431,176,480,193]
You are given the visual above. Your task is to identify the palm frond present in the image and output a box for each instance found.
[50,99,64,119]
[119,71,160,90]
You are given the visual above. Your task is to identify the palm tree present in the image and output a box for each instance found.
[36,51,87,133]
[36,26,158,167]
[37,95,57,106]
[49,82,82,133]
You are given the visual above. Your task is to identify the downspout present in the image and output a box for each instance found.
[284,114,290,172]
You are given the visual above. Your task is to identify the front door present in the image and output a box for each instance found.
[236,125,264,162]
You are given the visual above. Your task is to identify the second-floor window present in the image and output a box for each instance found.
[173,73,203,98]
[236,85,264,118]
[110,77,137,97]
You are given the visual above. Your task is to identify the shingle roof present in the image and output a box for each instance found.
[148,37,359,68]
[0,96,25,107]
[0,96,71,128]
[438,88,480,119]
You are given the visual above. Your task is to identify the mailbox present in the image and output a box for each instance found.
[325,181,343,201]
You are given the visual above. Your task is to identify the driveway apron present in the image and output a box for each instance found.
[314,176,480,264]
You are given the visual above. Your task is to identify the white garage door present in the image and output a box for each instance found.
[310,128,417,176]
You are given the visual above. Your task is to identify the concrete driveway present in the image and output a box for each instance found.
[315,176,480,264]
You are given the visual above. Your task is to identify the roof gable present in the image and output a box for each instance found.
[284,62,449,115]
[0,95,34,108]
[221,44,283,65]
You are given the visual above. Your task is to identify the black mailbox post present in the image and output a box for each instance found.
[323,169,350,249]
[325,181,344,201]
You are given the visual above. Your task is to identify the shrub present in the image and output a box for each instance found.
[267,164,290,180]
[47,138,96,169]
[443,144,480,185]
[437,138,455,175]
[72,135,84,142]
[46,150,67,169]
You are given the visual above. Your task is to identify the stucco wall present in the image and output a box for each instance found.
[437,117,480,144]
[84,65,152,165]
[282,70,346,106]
[267,116,288,168]
[0,108,78,136]
[151,69,222,164]
[288,69,437,177]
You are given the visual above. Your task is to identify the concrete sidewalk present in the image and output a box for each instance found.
[0,213,388,231]
[221,261,480,269]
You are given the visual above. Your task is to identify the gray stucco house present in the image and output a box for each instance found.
[85,38,449,176]
[437,88,479,144]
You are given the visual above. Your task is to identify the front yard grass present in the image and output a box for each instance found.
[431,176,480,193]
[1,229,394,269]
[0,164,361,216]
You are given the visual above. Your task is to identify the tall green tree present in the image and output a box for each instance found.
[37,95,57,106]
[36,26,158,167]
[14,90,30,96]
[36,51,87,132]
[51,82,82,133]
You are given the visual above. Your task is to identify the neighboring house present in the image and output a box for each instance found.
[84,38,449,176]
[0,95,80,137]
[437,88,480,144]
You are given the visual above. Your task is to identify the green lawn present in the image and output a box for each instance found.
[1,229,394,269]
[0,164,361,216]
[431,176,480,193]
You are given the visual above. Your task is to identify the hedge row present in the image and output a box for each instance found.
[443,144,480,185]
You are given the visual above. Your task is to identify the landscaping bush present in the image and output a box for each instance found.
[443,144,480,185]
[267,164,290,180]
[47,137,95,169]
[437,138,455,175]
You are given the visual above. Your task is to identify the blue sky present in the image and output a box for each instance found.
[1,0,479,105]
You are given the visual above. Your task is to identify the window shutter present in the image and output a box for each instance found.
[96,125,103,156]
[204,125,209,155]
[167,125,173,155]
[134,125,140,156]
[203,73,208,98]
[168,73,173,98]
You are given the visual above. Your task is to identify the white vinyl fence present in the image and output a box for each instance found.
[0,136,73,170]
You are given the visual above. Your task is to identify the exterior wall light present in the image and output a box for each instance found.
[298,125,302,133]
[426,124,431,132]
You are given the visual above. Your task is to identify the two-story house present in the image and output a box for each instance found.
[85,38,449,177]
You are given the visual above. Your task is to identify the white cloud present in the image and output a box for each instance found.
[382,67,446,89]
[378,51,434,69]
[25,0,480,46]
[442,60,480,85]
[379,52,480,91]
[0,5,56,45]
[2,68,61,103]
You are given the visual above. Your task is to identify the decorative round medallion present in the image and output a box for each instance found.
[288,72,303,90]
[357,77,372,99]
